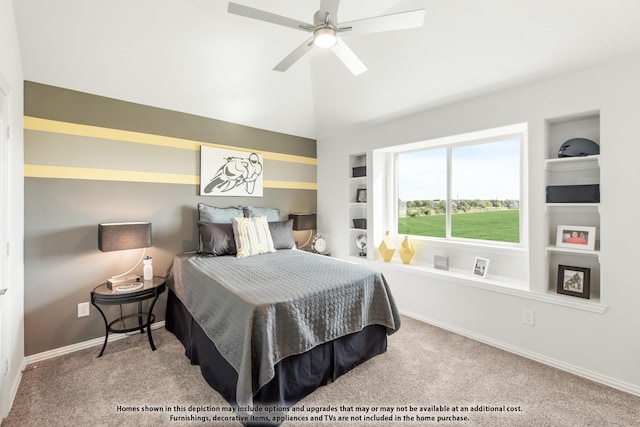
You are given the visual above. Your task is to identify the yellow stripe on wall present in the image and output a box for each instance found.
[264,180,318,190]
[24,117,318,166]
[24,164,199,185]
[24,164,317,190]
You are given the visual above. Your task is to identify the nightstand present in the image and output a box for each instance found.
[90,276,166,357]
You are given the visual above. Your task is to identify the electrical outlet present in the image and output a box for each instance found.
[521,309,535,326]
[77,302,90,318]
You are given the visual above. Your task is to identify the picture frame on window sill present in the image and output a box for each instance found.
[556,225,596,251]
[434,255,449,271]
[557,265,590,299]
[472,257,490,278]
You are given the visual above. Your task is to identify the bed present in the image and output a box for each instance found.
[165,247,400,426]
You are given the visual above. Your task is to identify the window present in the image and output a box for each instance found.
[396,128,524,245]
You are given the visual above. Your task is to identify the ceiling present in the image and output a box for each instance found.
[13,0,640,140]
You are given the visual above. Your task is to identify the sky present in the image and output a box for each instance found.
[398,138,520,201]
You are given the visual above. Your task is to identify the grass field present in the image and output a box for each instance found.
[398,209,520,243]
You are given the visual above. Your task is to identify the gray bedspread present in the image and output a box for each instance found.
[167,250,400,407]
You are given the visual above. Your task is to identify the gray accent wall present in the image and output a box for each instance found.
[24,82,317,356]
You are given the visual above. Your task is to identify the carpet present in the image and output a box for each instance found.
[2,316,638,426]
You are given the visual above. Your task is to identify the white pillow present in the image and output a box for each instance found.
[232,216,276,258]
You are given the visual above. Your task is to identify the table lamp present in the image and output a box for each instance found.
[288,213,317,249]
[98,222,152,288]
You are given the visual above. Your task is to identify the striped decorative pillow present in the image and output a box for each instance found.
[232,216,276,258]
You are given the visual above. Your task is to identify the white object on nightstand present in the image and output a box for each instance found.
[311,234,327,253]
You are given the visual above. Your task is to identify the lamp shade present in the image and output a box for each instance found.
[98,222,152,252]
[288,214,317,231]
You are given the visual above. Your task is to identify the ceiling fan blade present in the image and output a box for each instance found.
[273,37,315,72]
[228,2,312,32]
[331,37,367,76]
[318,0,340,25]
[339,9,425,36]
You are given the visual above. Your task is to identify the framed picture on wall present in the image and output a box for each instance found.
[557,265,590,299]
[556,225,596,251]
[200,146,264,197]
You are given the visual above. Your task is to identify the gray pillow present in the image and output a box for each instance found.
[198,203,243,224]
[198,222,236,256]
[243,206,280,222]
[269,220,295,250]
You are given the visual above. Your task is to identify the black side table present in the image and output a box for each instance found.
[90,276,166,357]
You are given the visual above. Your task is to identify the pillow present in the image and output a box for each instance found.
[198,222,236,256]
[268,220,295,250]
[243,206,280,222]
[198,203,243,224]
[232,216,276,258]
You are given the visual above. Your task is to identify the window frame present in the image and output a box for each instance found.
[390,124,528,250]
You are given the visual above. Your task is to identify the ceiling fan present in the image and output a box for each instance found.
[227,0,425,76]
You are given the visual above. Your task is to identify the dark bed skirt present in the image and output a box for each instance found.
[165,289,387,426]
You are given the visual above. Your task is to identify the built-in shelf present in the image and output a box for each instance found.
[349,153,368,257]
[545,155,600,171]
[545,112,601,301]
[545,203,600,213]
[546,246,600,260]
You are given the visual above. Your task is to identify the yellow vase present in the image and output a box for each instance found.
[378,230,396,262]
[399,235,415,264]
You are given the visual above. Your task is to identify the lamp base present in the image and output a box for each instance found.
[107,275,141,289]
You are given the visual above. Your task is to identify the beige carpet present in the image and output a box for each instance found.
[2,316,639,426]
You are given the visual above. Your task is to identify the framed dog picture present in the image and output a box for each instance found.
[557,265,590,299]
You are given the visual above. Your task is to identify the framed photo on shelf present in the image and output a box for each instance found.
[472,257,490,278]
[556,225,596,251]
[356,188,367,203]
[557,265,590,299]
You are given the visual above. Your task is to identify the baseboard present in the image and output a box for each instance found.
[24,321,166,365]
[400,309,640,398]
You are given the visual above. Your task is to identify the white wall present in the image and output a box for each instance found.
[318,51,640,395]
[0,0,25,418]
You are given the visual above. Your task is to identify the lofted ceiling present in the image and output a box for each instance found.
[13,0,640,140]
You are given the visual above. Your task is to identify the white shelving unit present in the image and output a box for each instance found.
[349,153,368,257]
[545,112,601,301]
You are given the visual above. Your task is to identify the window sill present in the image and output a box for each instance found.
[346,256,607,314]
[392,235,528,258]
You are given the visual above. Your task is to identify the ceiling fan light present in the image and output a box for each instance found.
[313,27,337,48]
